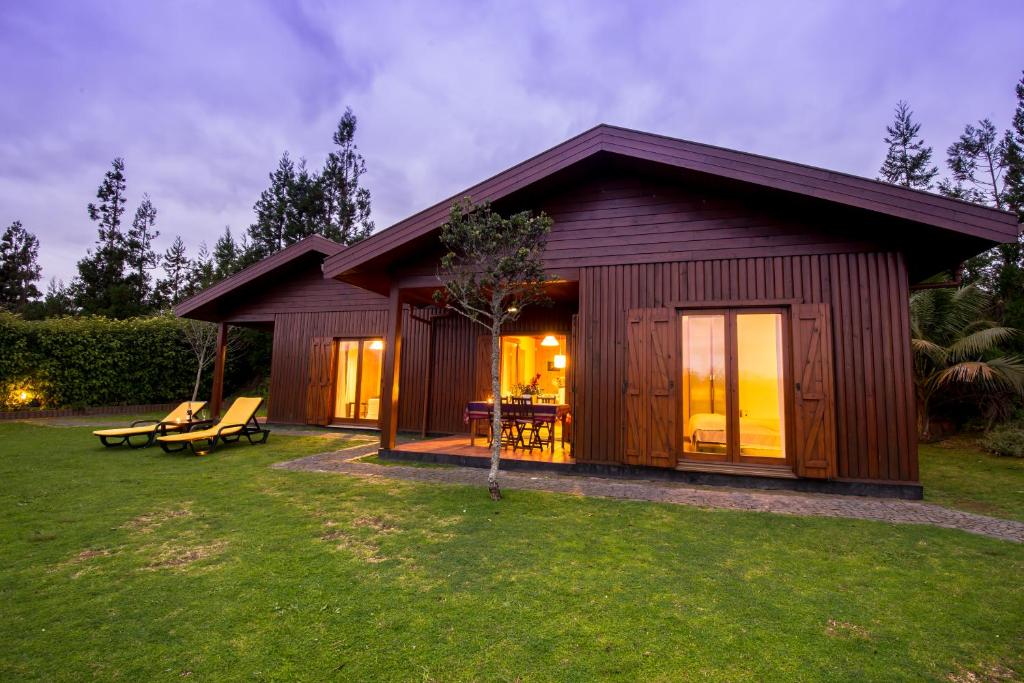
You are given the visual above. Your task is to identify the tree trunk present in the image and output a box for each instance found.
[487,317,503,500]
[191,351,205,403]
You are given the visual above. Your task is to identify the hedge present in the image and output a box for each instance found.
[0,313,200,410]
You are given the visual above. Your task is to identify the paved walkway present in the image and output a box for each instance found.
[275,446,1024,543]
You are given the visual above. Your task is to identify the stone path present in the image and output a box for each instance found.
[275,446,1024,543]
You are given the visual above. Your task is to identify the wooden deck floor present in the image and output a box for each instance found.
[394,434,574,464]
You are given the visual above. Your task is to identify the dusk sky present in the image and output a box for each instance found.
[2,1,1022,285]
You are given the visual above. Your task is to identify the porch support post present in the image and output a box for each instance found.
[210,322,228,418]
[379,285,403,450]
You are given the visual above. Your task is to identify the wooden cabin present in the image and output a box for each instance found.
[176,125,1019,498]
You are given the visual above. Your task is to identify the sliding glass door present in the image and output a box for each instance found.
[680,309,788,464]
[333,338,384,425]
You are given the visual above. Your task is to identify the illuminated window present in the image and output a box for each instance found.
[334,338,384,423]
[681,311,786,461]
[499,334,567,403]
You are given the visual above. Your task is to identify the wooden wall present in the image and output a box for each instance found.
[574,253,917,483]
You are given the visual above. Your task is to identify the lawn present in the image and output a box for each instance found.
[921,438,1024,522]
[1,421,1022,682]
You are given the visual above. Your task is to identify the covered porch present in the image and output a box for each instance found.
[375,276,580,456]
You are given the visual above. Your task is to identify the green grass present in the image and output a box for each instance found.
[1,421,1023,681]
[921,437,1024,522]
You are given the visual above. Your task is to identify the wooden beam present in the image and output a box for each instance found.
[420,317,436,437]
[210,322,228,418]
[378,285,404,449]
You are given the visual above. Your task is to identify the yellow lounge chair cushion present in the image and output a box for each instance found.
[157,425,243,443]
[93,401,206,438]
[156,397,262,444]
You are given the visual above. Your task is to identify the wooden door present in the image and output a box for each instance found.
[624,308,679,468]
[790,304,837,478]
[305,337,335,426]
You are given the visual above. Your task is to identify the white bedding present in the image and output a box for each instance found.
[688,412,781,450]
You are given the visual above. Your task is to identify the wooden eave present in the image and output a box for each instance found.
[174,235,344,319]
[322,124,1019,291]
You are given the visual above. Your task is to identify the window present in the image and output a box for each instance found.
[681,310,787,462]
[499,334,567,403]
[333,338,384,423]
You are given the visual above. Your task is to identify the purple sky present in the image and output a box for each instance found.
[2,1,1022,285]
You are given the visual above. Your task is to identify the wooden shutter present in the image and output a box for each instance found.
[305,337,335,426]
[790,304,837,478]
[648,309,678,468]
[475,335,493,400]
[624,308,679,468]
[624,310,646,465]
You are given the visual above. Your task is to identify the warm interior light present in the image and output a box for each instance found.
[19,391,28,401]
[553,354,566,369]
[507,306,518,314]
[541,335,559,347]
[368,340,384,351]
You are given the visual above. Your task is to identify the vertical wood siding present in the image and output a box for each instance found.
[575,252,917,483]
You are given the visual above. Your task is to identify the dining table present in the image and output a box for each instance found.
[463,400,571,453]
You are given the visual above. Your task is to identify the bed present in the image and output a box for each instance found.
[687,412,782,453]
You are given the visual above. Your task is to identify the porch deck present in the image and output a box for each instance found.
[392,434,574,464]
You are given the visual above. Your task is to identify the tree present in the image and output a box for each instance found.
[0,221,42,312]
[213,226,241,279]
[939,119,1009,208]
[182,319,241,403]
[74,157,139,317]
[910,285,1024,439]
[154,236,190,307]
[41,278,74,317]
[125,194,159,304]
[247,152,296,260]
[878,100,939,189]
[321,108,374,245]
[1004,71,1024,216]
[185,242,216,296]
[285,158,327,244]
[434,198,552,500]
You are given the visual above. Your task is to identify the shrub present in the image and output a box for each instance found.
[981,427,1024,458]
[0,312,197,410]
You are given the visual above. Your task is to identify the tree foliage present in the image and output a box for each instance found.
[0,221,42,312]
[879,100,939,189]
[435,198,553,499]
[910,285,1024,438]
[245,108,374,261]
[73,158,154,318]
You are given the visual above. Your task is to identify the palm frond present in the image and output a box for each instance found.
[911,337,948,364]
[947,326,1020,360]
[934,357,1024,393]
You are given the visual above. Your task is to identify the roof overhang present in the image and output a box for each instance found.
[323,124,1020,292]
[174,235,344,321]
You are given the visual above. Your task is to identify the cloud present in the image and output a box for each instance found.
[1,0,1022,283]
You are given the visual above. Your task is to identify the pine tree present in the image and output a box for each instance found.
[247,153,296,260]
[321,108,374,244]
[1003,71,1024,217]
[879,101,939,189]
[0,221,43,312]
[73,157,145,318]
[186,242,216,296]
[154,236,190,307]
[125,193,159,304]
[212,226,240,279]
[939,119,1008,208]
[41,278,74,317]
[285,158,326,244]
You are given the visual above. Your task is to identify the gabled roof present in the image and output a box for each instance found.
[322,124,1019,281]
[174,235,343,318]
